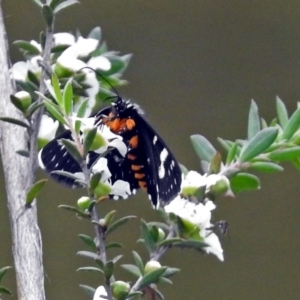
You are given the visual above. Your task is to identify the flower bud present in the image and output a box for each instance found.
[99,218,106,227]
[14,91,32,111]
[111,281,130,299]
[157,228,165,241]
[77,196,91,210]
[38,115,59,149]
[144,261,161,274]
[207,174,230,195]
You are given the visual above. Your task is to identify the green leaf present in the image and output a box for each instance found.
[190,134,216,162]
[132,251,144,275]
[63,79,73,116]
[49,0,61,10]
[157,238,184,247]
[106,216,137,235]
[25,179,47,207]
[27,71,40,88]
[0,117,29,128]
[112,255,123,264]
[239,127,278,162]
[179,163,189,175]
[0,266,12,283]
[269,147,300,161]
[158,277,173,285]
[174,240,207,250]
[51,74,63,107]
[209,152,222,173]
[78,234,97,251]
[13,40,41,55]
[126,291,144,299]
[95,258,104,270]
[106,242,123,250]
[77,251,99,260]
[226,142,238,164]
[83,127,97,154]
[60,138,83,163]
[88,26,102,41]
[104,210,117,227]
[261,117,268,129]
[276,96,289,129]
[249,162,283,173]
[53,0,79,14]
[282,106,300,141]
[162,267,180,278]
[230,173,260,194]
[75,98,89,133]
[147,222,170,231]
[140,220,157,253]
[217,137,231,152]
[121,264,142,277]
[139,267,167,288]
[58,205,90,218]
[79,285,95,298]
[291,157,300,171]
[26,102,44,118]
[42,5,53,27]
[248,100,260,140]
[51,170,85,182]
[77,266,102,273]
[10,95,26,113]
[43,99,67,125]
[0,286,12,295]
[103,261,114,279]
[16,150,29,157]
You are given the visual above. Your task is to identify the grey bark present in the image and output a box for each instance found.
[0,4,45,300]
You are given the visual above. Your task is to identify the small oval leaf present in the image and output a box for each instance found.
[230,173,260,194]
[268,147,300,161]
[239,128,278,163]
[248,100,260,140]
[26,179,48,206]
[190,134,216,162]
[282,106,300,141]
[276,96,289,129]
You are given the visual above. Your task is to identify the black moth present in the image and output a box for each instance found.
[39,96,182,208]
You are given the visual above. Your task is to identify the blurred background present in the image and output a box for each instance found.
[1,1,300,299]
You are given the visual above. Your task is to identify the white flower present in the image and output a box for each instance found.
[56,46,86,73]
[164,197,224,261]
[88,56,111,71]
[38,115,59,141]
[203,232,224,261]
[30,40,42,53]
[182,171,207,189]
[53,33,75,46]
[93,286,107,300]
[206,174,230,193]
[82,71,100,110]
[92,157,112,182]
[11,56,42,82]
[75,36,98,57]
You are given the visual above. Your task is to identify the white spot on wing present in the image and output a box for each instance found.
[38,149,45,169]
[158,148,168,179]
[153,136,157,145]
[51,155,56,162]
